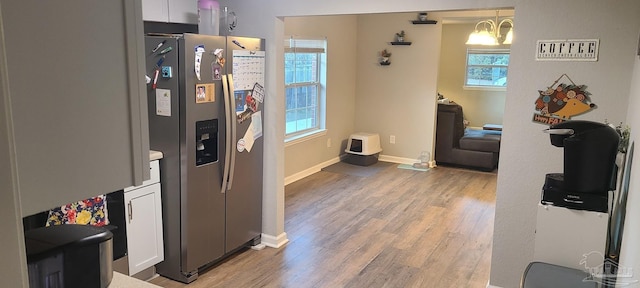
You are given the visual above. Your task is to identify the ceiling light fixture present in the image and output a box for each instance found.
[466,11,514,46]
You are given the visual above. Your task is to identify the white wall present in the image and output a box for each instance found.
[284,12,443,177]
[220,1,640,287]
[492,1,640,286]
[355,12,441,160]
[438,23,506,127]
[618,50,640,283]
[284,15,358,178]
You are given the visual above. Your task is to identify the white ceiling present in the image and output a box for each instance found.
[436,9,515,24]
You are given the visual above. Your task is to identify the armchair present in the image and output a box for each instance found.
[435,103,501,171]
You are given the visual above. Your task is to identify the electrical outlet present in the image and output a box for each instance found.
[327,138,331,148]
[390,135,396,144]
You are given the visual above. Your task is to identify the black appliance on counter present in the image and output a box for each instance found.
[22,190,127,260]
[25,224,114,288]
[541,120,620,212]
[22,190,126,288]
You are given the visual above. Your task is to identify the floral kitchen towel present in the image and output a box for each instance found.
[46,195,109,227]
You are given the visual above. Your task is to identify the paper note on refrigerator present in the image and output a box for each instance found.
[242,111,262,152]
[156,89,171,116]
[243,127,254,152]
[251,111,263,139]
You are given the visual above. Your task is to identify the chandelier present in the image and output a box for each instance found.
[466,11,514,46]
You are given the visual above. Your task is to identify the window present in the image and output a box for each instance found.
[284,37,327,142]
[465,49,510,89]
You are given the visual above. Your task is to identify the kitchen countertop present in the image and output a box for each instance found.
[110,272,160,288]
[150,150,163,161]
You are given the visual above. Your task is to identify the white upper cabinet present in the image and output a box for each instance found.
[142,0,198,24]
[141,0,169,22]
[168,0,198,24]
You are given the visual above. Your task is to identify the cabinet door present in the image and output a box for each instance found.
[168,0,198,24]
[4,0,150,216]
[125,183,164,275]
[534,204,608,270]
[142,0,169,22]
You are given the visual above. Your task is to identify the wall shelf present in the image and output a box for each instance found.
[390,42,412,45]
[412,20,438,25]
[380,62,391,66]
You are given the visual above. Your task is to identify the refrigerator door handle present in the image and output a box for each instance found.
[227,74,237,191]
[221,75,232,194]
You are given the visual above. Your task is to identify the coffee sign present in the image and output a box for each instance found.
[536,39,599,61]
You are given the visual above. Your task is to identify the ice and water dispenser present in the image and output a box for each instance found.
[542,120,620,212]
[196,119,218,166]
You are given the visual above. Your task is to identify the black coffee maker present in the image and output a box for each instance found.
[542,120,620,212]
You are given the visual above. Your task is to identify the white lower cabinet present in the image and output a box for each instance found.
[534,204,608,270]
[124,160,164,276]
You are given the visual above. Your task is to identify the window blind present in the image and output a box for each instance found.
[284,36,326,53]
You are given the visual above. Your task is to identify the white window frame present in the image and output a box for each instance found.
[464,48,510,91]
[284,37,327,145]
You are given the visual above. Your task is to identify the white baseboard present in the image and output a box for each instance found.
[378,154,416,165]
[486,285,503,288]
[284,157,341,186]
[261,232,289,248]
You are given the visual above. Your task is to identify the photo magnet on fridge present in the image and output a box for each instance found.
[235,90,246,112]
[195,83,215,103]
[212,63,222,80]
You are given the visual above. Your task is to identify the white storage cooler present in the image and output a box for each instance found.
[344,132,382,166]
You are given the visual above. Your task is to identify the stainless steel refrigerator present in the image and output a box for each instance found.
[145,33,265,283]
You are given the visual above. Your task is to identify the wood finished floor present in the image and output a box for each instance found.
[150,164,497,288]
